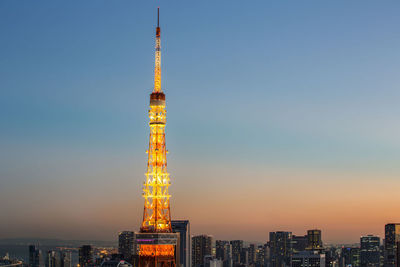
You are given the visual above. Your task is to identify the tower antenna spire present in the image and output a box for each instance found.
[153,7,161,92]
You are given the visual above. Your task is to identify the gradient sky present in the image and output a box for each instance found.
[1,0,400,244]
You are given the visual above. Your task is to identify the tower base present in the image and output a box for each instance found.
[136,233,178,267]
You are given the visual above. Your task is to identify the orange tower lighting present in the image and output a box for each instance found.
[136,8,177,267]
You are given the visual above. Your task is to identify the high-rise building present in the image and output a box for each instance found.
[306,230,323,251]
[192,235,213,267]
[255,245,266,267]
[216,241,232,267]
[385,224,400,267]
[230,241,244,267]
[119,231,135,262]
[269,231,292,267]
[172,220,191,267]
[292,236,308,254]
[340,247,359,267]
[135,8,177,267]
[240,247,249,266]
[204,256,223,267]
[360,235,380,267]
[292,251,325,267]
[249,244,256,265]
[79,245,93,267]
[60,251,72,267]
[46,250,60,267]
[29,245,41,267]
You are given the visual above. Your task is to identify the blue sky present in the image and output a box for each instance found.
[1,1,400,243]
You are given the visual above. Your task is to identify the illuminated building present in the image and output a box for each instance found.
[292,251,325,267]
[306,230,323,251]
[135,8,178,267]
[269,231,292,267]
[360,235,380,267]
[384,223,400,267]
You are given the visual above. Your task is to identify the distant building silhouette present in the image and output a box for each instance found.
[60,251,72,267]
[292,236,308,253]
[29,245,42,267]
[216,240,232,267]
[230,240,243,267]
[45,250,59,267]
[79,245,93,267]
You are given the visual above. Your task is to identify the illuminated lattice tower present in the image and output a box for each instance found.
[136,8,177,267]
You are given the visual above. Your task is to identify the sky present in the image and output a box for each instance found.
[1,0,400,244]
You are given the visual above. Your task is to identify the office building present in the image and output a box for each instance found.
[269,231,292,267]
[292,251,325,267]
[249,244,256,265]
[307,230,323,251]
[340,247,359,267]
[29,245,41,267]
[172,220,191,267]
[360,235,380,267]
[119,231,135,261]
[192,235,212,267]
[79,245,93,267]
[60,251,72,267]
[45,250,59,267]
[230,241,244,267]
[385,224,400,267]
[293,236,308,254]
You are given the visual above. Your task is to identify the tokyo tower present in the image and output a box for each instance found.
[136,8,177,267]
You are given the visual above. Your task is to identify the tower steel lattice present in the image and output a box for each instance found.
[137,8,176,267]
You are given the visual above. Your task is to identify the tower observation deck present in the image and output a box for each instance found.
[136,8,177,267]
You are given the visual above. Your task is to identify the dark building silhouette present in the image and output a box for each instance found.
[79,245,93,267]
[269,231,292,267]
[192,235,212,267]
[172,220,191,267]
[340,247,359,267]
[292,236,308,254]
[60,251,72,267]
[216,240,232,267]
[385,223,400,267]
[360,235,380,267]
[119,231,135,262]
[29,245,41,267]
[255,245,266,267]
[249,244,256,265]
[230,240,244,267]
[45,250,59,267]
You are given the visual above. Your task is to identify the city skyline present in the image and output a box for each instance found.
[1,0,400,244]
